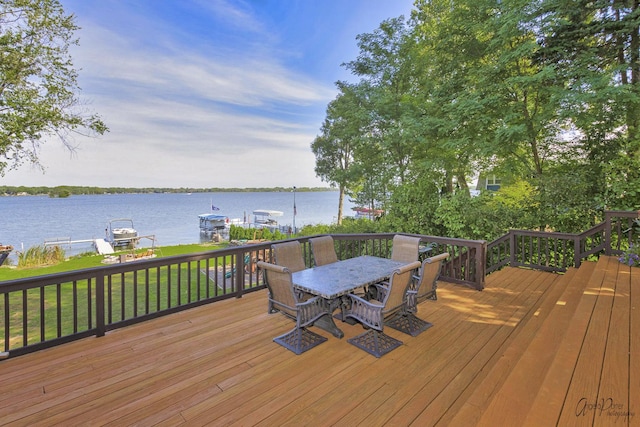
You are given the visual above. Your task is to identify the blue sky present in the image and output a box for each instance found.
[3,0,415,188]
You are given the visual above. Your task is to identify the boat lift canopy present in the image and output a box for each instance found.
[251,209,284,229]
[199,213,229,233]
[252,210,283,218]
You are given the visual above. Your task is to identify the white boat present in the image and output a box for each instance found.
[352,207,384,220]
[252,209,283,229]
[107,218,138,247]
[198,213,229,233]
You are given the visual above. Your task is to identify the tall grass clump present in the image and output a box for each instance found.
[17,245,66,268]
[229,225,287,241]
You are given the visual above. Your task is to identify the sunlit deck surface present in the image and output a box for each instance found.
[1,256,637,426]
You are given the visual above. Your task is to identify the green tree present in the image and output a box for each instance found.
[533,0,640,210]
[311,82,368,224]
[342,17,417,203]
[381,173,442,235]
[411,0,494,195]
[0,0,107,175]
[317,0,640,240]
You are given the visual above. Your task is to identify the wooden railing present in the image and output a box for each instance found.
[2,210,636,359]
[486,210,639,274]
[0,233,484,358]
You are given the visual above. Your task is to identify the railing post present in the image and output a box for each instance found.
[604,211,612,256]
[479,241,486,290]
[509,231,516,266]
[574,237,582,268]
[235,251,245,299]
[96,274,105,337]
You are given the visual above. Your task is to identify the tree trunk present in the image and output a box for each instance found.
[337,185,345,225]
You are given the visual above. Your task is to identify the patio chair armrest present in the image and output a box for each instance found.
[425,252,450,264]
[366,282,390,301]
[296,295,330,327]
[345,292,383,306]
[295,289,316,302]
[344,293,384,330]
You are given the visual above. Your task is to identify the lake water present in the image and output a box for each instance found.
[1,191,355,258]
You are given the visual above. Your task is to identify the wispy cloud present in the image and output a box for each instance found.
[2,0,414,188]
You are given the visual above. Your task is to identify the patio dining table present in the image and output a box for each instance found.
[292,255,409,338]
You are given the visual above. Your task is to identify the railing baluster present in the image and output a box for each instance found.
[96,275,105,337]
[167,265,172,309]
[133,269,138,318]
[40,287,45,342]
[156,267,161,312]
[3,293,9,352]
[177,263,182,306]
[22,289,28,347]
[73,281,78,333]
[120,272,126,321]
[88,278,93,330]
[56,283,62,338]
[144,269,149,315]
[107,275,113,324]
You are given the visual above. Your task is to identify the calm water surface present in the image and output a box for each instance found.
[1,191,354,256]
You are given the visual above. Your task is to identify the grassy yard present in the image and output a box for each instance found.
[0,242,227,282]
[0,241,253,351]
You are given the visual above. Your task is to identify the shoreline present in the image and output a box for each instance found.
[0,186,336,197]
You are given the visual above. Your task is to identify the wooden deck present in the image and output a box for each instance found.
[0,256,637,426]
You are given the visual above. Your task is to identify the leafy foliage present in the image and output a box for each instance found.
[0,0,107,175]
[312,0,640,241]
[619,244,640,268]
[379,176,441,235]
[228,225,286,241]
[299,217,381,237]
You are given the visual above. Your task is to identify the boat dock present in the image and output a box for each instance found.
[43,235,156,256]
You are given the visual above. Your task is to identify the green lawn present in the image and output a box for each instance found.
[0,242,228,282]
[0,241,246,350]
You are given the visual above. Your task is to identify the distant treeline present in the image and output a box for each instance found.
[0,186,335,196]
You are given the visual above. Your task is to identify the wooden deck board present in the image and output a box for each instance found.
[402,270,560,426]
[0,256,637,427]
[364,281,527,424]
[595,257,630,427]
[630,263,640,426]
[471,265,591,426]
[523,257,609,427]
[557,257,617,427]
[441,267,579,426]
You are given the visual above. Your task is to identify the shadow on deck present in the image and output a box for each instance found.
[0,256,636,426]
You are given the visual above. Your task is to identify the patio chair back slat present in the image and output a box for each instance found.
[272,241,307,273]
[391,235,421,263]
[310,236,338,266]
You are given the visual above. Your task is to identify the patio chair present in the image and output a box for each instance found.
[391,234,421,262]
[272,241,307,273]
[365,234,421,300]
[309,236,338,266]
[385,252,450,336]
[344,260,421,357]
[409,252,450,305]
[258,261,329,355]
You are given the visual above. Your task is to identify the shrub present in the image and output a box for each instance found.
[619,244,640,267]
[229,225,286,241]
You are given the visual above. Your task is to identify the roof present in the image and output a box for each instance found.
[252,209,284,217]
[198,214,228,220]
